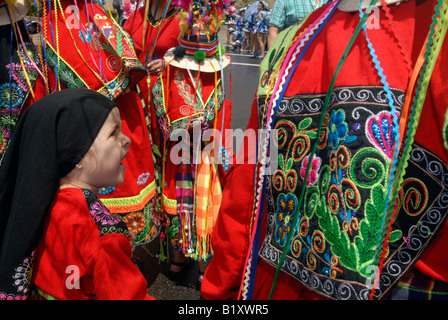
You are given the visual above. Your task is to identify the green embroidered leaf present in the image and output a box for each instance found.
[276,48,284,64]
[278,153,284,171]
[116,31,123,56]
[100,43,117,55]
[268,49,276,66]
[298,117,312,131]
[354,185,387,276]
[388,229,402,243]
[286,157,293,170]
[304,186,319,219]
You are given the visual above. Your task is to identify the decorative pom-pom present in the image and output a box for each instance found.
[173,46,186,59]
[215,45,226,58]
[194,50,206,62]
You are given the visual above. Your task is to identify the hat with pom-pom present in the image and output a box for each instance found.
[164,0,230,72]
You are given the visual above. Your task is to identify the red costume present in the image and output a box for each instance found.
[32,188,153,300]
[124,5,181,147]
[202,0,448,300]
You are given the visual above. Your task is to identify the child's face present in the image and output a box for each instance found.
[78,107,131,191]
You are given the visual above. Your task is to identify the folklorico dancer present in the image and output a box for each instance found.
[124,0,181,157]
[152,0,234,286]
[201,0,448,300]
[123,1,182,259]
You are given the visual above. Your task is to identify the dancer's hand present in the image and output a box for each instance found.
[147,59,165,76]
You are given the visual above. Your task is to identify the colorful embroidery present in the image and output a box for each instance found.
[137,172,151,186]
[45,10,145,100]
[122,197,161,245]
[1,43,40,166]
[258,86,419,299]
[123,212,146,235]
[328,109,348,149]
[300,154,321,186]
[83,189,129,236]
[274,193,298,247]
[258,86,448,300]
[152,72,224,138]
[0,250,36,300]
[366,111,397,160]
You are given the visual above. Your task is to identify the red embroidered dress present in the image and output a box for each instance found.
[32,188,153,300]
[124,6,181,147]
[202,0,448,300]
[39,0,158,245]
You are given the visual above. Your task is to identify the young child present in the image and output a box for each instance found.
[0,88,154,300]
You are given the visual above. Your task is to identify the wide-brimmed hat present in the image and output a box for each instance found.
[168,0,231,72]
[164,24,230,73]
[0,0,29,25]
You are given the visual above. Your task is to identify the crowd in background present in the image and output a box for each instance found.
[225,0,269,59]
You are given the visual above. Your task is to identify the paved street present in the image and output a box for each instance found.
[223,51,262,131]
[137,28,262,300]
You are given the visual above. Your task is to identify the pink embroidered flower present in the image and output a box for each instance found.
[137,172,150,186]
[300,154,322,186]
[90,202,121,225]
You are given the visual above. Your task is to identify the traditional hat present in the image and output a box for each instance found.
[165,0,231,72]
[164,24,230,72]
[0,0,29,26]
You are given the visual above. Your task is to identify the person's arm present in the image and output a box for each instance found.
[267,25,280,49]
[266,0,284,49]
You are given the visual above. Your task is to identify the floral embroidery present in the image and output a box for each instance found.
[257,86,448,300]
[328,109,348,149]
[137,172,150,186]
[174,69,197,114]
[366,111,397,159]
[0,250,36,300]
[12,250,35,296]
[152,73,224,139]
[123,212,146,235]
[274,193,298,247]
[1,43,39,166]
[90,200,122,226]
[83,189,129,236]
[273,118,317,193]
[0,82,24,109]
[300,154,321,186]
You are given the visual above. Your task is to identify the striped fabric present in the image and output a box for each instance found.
[176,163,195,251]
[195,153,222,261]
[389,269,448,300]
[179,36,219,56]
